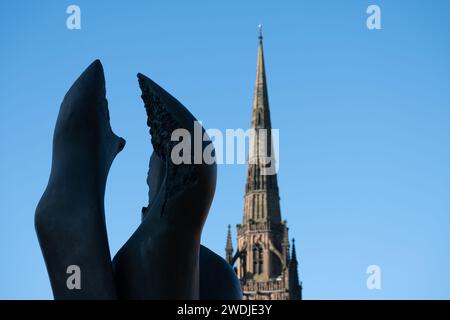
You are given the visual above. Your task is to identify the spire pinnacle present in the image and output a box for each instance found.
[226,225,233,251]
[282,224,290,245]
[291,238,297,262]
[225,225,234,264]
[251,24,269,131]
[288,238,302,299]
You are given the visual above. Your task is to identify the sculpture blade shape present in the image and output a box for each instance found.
[35,60,124,299]
[112,73,217,299]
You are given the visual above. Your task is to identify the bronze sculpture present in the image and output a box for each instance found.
[35,60,242,300]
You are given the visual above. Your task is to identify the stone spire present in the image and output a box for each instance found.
[243,26,281,223]
[289,239,302,300]
[225,225,234,264]
[232,27,302,300]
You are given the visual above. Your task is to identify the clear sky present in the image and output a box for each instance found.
[1,0,449,299]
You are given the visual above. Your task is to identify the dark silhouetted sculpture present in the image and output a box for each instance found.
[35,60,242,300]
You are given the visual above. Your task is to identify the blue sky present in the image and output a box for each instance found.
[1,0,450,299]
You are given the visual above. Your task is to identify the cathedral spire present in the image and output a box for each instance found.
[243,26,281,223]
[232,27,302,300]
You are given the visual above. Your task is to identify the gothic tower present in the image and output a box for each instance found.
[226,27,302,300]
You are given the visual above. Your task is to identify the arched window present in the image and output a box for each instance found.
[253,244,263,274]
[241,251,247,276]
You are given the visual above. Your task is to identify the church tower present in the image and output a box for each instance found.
[226,27,302,300]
